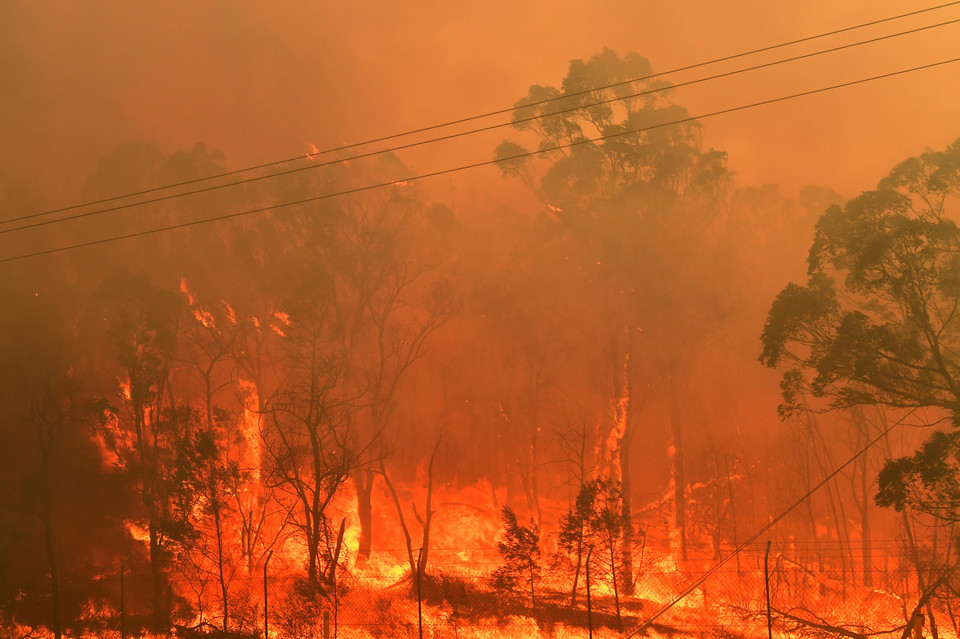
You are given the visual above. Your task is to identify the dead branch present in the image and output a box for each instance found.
[773,606,904,639]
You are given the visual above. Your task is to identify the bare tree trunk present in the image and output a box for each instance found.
[214,506,229,633]
[414,439,441,580]
[668,373,687,563]
[619,439,635,594]
[41,507,62,639]
[612,334,635,593]
[381,437,442,583]
[859,443,873,588]
[723,454,741,574]
[570,531,583,607]
[609,537,622,630]
[149,526,169,631]
[380,461,417,579]
[354,469,375,562]
[849,409,874,588]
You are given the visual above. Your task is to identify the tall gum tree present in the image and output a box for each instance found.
[760,138,960,418]
[245,154,453,568]
[0,297,85,639]
[495,48,728,572]
[760,138,960,615]
[0,284,136,638]
[94,271,195,630]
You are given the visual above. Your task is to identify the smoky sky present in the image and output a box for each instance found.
[2,0,959,211]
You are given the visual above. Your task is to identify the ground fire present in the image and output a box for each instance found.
[3,5,960,639]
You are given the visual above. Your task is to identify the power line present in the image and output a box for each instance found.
[6,0,960,228]
[2,55,958,265]
[620,407,919,639]
[4,17,960,239]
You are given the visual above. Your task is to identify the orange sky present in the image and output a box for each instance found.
[2,0,959,209]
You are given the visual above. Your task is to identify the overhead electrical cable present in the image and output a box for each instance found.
[3,55,959,264]
[4,16,960,237]
[620,407,919,638]
[6,0,960,228]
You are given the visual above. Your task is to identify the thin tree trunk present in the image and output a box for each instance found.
[414,438,442,580]
[619,440,635,594]
[380,461,417,578]
[354,470,374,562]
[609,538,621,630]
[214,507,228,632]
[669,374,687,563]
[41,507,62,639]
[570,531,583,607]
[149,526,168,630]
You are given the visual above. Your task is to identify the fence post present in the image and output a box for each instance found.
[264,550,273,639]
[586,546,594,639]
[120,557,129,639]
[765,541,773,639]
[530,562,537,624]
[417,547,424,639]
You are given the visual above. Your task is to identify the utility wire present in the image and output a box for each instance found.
[5,16,960,238]
[3,56,959,265]
[620,408,918,639]
[6,0,960,228]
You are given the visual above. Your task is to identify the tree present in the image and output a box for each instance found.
[490,506,541,613]
[261,282,358,591]
[876,429,960,521]
[760,138,960,513]
[176,280,250,632]
[0,293,134,638]
[495,47,729,571]
[556,478,627,624]
[0,302,80,639]
[380,437,442,586]
[760,138,960,419]
[760,138,960,630]
[94,271,198,630]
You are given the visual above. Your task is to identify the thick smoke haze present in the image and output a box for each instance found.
[2,2,960,638]
[3,0,959,203]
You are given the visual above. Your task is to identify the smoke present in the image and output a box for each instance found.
[0,4,958,634]
[3,0,959,210]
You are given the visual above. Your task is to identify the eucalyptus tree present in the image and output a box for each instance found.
[495,48,730,572]
[491,506,542,613]
[0,294,115,638]
[94,271,202,630]
[761,138,960,610]
[556,478,626,624]
[761,139,960,420]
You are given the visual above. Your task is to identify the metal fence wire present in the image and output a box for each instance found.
[41,541,952,639]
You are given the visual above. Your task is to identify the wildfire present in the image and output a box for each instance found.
[126,522,150,543]
[270,310,291,337]
[236,377,262,481]
[180,278,217,328]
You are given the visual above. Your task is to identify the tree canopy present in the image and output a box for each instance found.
[761,137,960,525]
[760,137,960,420]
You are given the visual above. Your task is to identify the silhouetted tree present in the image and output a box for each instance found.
[491,506,541,612]
[761,137,960,628]
[496,47,730,572]
[557,478,627,623]
[0,285,138,637]
[380,437,442,585]
[94,271,198,630]
[760,138,960,421]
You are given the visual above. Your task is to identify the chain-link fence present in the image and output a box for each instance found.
[7,541,951,638]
